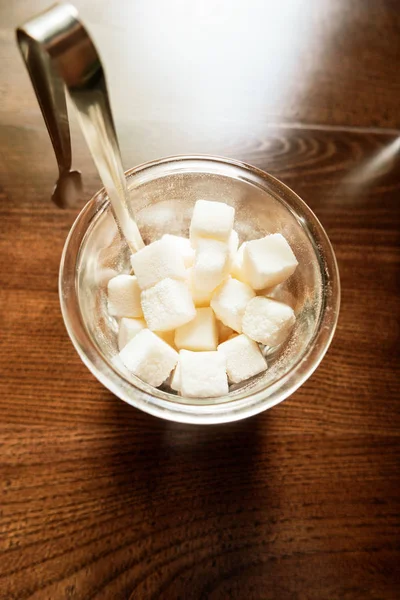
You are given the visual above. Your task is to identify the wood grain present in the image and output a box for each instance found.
[1,0,400,598]
[1,124,399,599]
[1,430,399,599]
[1,126,399,434]
[1,0,400,131]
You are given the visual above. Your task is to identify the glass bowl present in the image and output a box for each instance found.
[59,155,340,424]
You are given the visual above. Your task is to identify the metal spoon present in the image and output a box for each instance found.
[17,2,144,252]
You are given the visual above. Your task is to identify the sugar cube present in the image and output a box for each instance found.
[187,268,212,307]
[180,350,228,398]
[217,320,234,343]
[107,274,143,318]
[211,277,256,333]
[162,234,195,268]
[175,307,218,351]
[228,230,239,261]
[242,296,296,346]
[118,317,146,351]
[170,361,181,392]
[111,354,137,383]
[155,329,176,348]
[190,200,235,245]
[96,267,120,287]
[230,242,248,283]
[130,237,186,290]
[141,278,196,332]
[218,334,267,384]
[119,329,178,387]
[192,238,230,293]
[243,233,298,290]
[260,282,297,309]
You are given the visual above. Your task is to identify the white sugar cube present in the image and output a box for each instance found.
[211,277,256,333]
[217,320,234,343]
[230,242,248,283]
[190,200,235,245]
[155,329,176,348]
[227,230,240,273]
[193,238,230,293]
[180,350,228,398]
[141,278,196,332]
[218,334,267,384]
[175,307,218,351]
[228,230,239,262]
[107,274,143,318]
[111,354,136,382]
[119,329,178,387]
[170,361,181,392]
[118,317,146,351]
[243,233,298,290]
[187,268,213,307]
[242,296,296,346]
[130,237,186,290]
[261,282,297,309]
[96,267,120,287]
[162,234,195,268]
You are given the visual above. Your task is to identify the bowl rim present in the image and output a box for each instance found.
[59,154,340,424]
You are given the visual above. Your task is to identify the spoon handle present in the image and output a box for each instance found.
[17,2,144,252]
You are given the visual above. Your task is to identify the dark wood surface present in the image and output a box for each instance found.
[1,1,399,598]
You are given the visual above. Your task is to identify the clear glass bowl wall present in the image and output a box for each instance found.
[60,156,340,424]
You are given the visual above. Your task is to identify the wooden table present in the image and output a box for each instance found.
[1,1,399,598]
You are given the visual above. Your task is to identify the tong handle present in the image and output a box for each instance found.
[16,3,77,176]
[17,2,143,250]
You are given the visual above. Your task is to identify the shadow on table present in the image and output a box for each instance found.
[101,394,275,597]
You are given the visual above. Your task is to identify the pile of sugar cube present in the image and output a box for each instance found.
[107,200,298,398]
